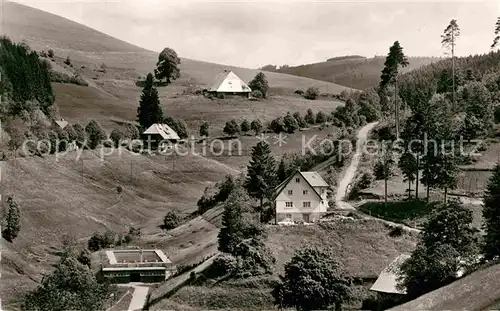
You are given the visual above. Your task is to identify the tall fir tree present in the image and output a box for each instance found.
[277,157,287,183]
[137,73,164,129]
[492,17,500,49]
[3,196,21,241]
[217,187,248,254]
[245,142,278,222]
[379,41,409,139]
[483,164,500,259]
[441,19,460,110]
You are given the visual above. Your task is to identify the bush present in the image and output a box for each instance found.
[123,123,140,140]
[64,56,72,66]
[304,108,315,124]
[251,90,263,99]
[283,113,299,133]
[358,172,374,189]
[304,87,320,100]
[240,119,250,133]
[162,210,182,230]
[294,89,304,95]
[200,121,210,137]
[110,129,125,147]
[208,254,238,277]
[316,111,327,124]
[250,119,263,135]
[85,120,107,149]
[292,112,308,128]
[217,93,225,99]
[223,120,240,136]
[49,71,88,86]
[47,49,54,58]
[270,117,286,133]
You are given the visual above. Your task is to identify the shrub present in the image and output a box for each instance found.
[251,90,263,99]
[40,50,48,58]
[123,123,140,140]
[72,123,86,147]
[217,93,225,99]
[304,87,320,100]
[358,172,374,189]
[162,210,182,230]
[294,89,304,96]
[389,226,404,237]
[304,108,315,124]
[64,56,72,66]
[250,119,263,135]
[223,120,239,136]
[292,112,308,128]
[47,49,54,58]
[240,119,250,133]
[110,129,125,147]
[270,117,286,133]
[200,121,210,137]
[85,120,107,149]
[316,111,327,124]
[283,113,299,133]
[208,253,238,277]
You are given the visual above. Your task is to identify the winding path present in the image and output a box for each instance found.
[333,122,422,234]
[335,122,378,210]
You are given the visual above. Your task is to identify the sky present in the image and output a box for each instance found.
[10,0,500,68]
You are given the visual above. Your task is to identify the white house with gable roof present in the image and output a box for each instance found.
[208,70,251,97]
[272,171,329,223]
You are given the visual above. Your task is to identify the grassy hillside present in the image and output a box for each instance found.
[3,1,354,95]
[263,56,439,90]
[148,219,418,311]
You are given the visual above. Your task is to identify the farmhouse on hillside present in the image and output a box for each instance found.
[208,70,251,97]
[101,248,175,283]
[369,254,410,308]
[273,171,329,224]
[141,123,180,149]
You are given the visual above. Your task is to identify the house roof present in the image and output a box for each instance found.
[301,171,329,187]
[142,124,180,140]
[370,254,411,295]
[272,171,328,200]
[209,70,251,93]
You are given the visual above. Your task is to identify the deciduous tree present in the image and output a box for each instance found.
[272,248,352,311]
[154,47,181,84]
[200,121,210,137]
[248,72,269,98]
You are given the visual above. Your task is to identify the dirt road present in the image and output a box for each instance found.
[335,122,378,209]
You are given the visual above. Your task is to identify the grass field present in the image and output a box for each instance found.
[359,200,438,229]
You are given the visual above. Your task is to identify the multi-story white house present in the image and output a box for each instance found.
[273,171,329,223]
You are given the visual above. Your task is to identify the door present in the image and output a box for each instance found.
[130,272,141,282]
[302,214,310,223]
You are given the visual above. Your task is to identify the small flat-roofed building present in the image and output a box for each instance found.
[101,248,174,283]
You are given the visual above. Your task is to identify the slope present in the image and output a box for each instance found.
[2,1,355,95]
[389,262,500,311]
[265,56,439,90]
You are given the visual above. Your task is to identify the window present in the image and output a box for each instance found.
[303,190,308,195]
[285,202,293,208]
[285,213,292,219]
[321,188,325,194]
[295,178,300,183]
[287,190,293,195]
[303,201,311,208]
